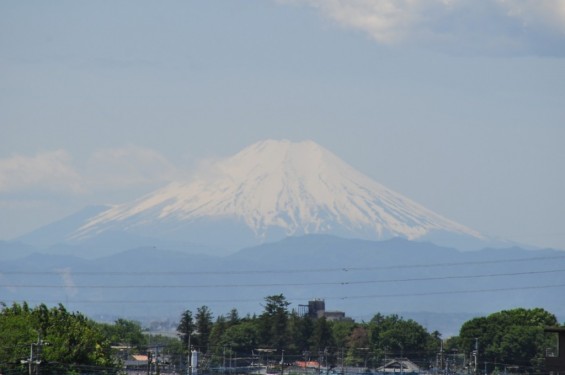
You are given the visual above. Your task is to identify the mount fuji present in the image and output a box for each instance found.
[20,140,488,253]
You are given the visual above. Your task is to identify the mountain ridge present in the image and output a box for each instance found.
[18,139,489,253]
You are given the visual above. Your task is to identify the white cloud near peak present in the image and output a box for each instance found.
[85,145,178,191]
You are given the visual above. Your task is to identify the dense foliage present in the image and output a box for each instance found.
[0,302,117,375]
[455,308,559,374]
[174,297,562,375]
[1,298,561,375]
[175,295,442,370]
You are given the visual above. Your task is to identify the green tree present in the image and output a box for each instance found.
[287,312,314,354]
[259,294,290,350]
[177,310,195,353]
[99,319,146,350]
[332,320,356,350]
[31,303,50,338]
[368,313,432,366]
[0,306,36,365]
[0,303,116,375]
[209,315,228,357]
[345,325,369,367]
[228,308,240,326]
[312,317,335,350]
[47,306,112,366]
[457,308,558,373]
[195,305,214,353]
[220,320,260,355]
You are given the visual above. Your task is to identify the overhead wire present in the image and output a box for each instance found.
[1,254,564,276]
[2,268,565,289]
[4,282,565,305]
[2,253,564,309]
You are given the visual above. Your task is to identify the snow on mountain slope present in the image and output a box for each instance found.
[70,140,482,247]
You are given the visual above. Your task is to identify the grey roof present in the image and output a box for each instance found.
[376,359,421,373]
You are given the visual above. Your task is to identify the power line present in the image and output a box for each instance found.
[1,254,564,276]
[4,282,565,305]
[340,282,565,299]
[3,268,565,289]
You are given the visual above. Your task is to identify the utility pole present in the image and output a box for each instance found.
[340,347,344,375]
[440,340,444,375]
[474,338,479,375]
[147,345,163,375]
[156,346,161,375]
[25,335,49,375]
[303,350,310,375]
[400,345,404,375]
[187,334,192,375]
[28,342,33,375]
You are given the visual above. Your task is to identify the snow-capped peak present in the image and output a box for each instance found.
[71,139,482,246]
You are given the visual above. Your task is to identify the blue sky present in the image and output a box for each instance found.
[1,0,564,249]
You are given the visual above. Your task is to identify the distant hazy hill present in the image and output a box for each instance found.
[1,235,563,336]
[17,140,500,256]
[0,240,37,260]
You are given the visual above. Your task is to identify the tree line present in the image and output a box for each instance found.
[176,295,561,374]
[0,296,562,375]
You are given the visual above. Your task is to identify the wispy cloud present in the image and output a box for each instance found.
[84,145,178,191]
[498,0,565,33]
[278,0,565,54]
[281,0,431,43]
[0,146,178,196]
[0,150,84,194]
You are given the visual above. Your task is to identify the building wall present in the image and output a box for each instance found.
[545,328,565,373]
